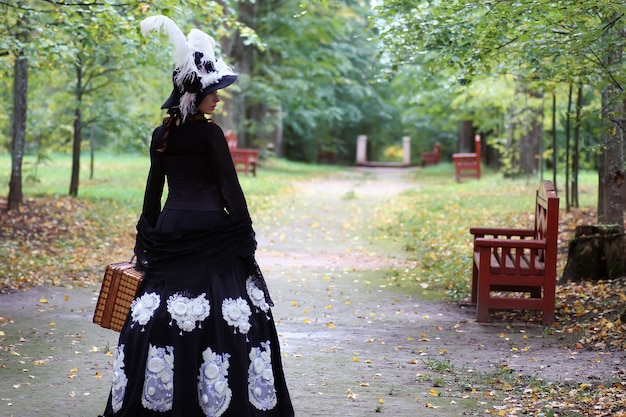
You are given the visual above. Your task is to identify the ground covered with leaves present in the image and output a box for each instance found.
[1,170,626,416]
[0,197,135,292]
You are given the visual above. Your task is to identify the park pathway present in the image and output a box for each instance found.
[1,167,624,417]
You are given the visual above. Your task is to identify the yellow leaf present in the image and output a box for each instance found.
[352,357,359,362]
[429,388,440,396]
[39,298,48,304]
[49,322,56,327]
[94,372,102,378]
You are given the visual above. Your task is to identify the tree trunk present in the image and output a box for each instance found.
[7,54,28,211]
[599,81,625,230]
[597,15,625,230]
[572,84,583,208]
[565,84,572,211]
[518,88,542,175]
[7,4,30,211]
[561,225,626,282]
[458,120,474,152]
[551,94,557,189]
[69,63,83,197]
[219,1,256,144]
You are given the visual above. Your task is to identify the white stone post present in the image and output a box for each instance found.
[402,136,411,166]
[356,135,368,165]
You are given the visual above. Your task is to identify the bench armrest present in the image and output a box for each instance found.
[474,237,546,250]
[470,227,534,239]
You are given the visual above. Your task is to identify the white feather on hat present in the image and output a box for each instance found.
[140,15,237,121]
[140,15,189,68]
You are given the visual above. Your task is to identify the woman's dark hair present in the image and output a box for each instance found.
[157,109,178,153]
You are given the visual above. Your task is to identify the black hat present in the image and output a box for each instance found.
[141,15,238,120]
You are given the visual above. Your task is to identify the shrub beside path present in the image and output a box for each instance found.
[1,167,624,416]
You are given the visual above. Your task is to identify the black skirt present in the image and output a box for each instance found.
[100,209,294,417]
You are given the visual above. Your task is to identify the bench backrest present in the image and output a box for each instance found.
[534,180,559,268]
[472,134,481,161]
[225,130,238,150]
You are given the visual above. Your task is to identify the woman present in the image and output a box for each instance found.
[99,16,294,417]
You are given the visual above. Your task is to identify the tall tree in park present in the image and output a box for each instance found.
[3,1,30,211]
[61,6,138,197]
[376,0,625,229]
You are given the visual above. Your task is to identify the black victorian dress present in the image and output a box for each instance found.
[100,116,294,417]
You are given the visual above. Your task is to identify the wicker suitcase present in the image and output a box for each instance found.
[93,260,143,332]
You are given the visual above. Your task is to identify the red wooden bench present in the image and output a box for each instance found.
[225,130,259,176]
[469,180,559,324]
[453,135,481,181]
[317,141,335,164]
[421,142,441,166]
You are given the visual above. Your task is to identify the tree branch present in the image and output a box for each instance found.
[587,47,623,92]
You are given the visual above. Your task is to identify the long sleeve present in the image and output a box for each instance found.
[141,127,166,227]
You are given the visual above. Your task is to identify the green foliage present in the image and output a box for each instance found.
[376,0,625,86]
[249,0,397,163]
[374,0,623,177]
